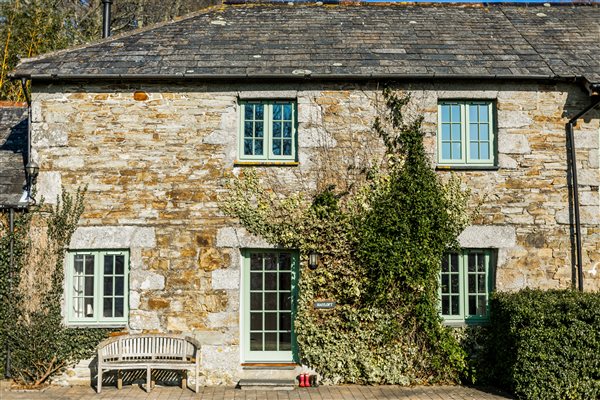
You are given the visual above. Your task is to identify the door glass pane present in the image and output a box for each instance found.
[250,333,262,351]
[246,251,295,358]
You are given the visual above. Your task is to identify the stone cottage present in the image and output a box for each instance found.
[9,2,600,386]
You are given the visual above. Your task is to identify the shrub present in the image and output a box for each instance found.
[487,289,600,400]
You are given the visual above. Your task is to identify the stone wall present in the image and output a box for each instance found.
[31,81,599,385]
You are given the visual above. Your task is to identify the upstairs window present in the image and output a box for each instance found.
[440,250,494,324]
[437,101,495,167]
[239,101,297,163]
[66,250,129,326]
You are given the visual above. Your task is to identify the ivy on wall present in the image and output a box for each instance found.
[222,88,473,384]
[0,188,113,388]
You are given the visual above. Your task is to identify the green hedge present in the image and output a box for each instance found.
[488,289,600,400]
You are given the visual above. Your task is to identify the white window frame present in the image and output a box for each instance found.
[238,101,297,163]
[437,101,496,167]
[65,249,129,327]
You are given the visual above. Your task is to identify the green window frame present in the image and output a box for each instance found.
[439,249,494,324]
[66,250,129,326]
[241,249,299,363]
[238,101,297,162]
[437,101,496,166]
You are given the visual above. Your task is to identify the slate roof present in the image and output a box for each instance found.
[0,105,27,208]
[10,3,600,84]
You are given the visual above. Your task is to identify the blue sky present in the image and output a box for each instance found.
[362,0,599,3]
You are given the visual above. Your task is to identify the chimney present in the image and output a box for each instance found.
[102,0,113,38]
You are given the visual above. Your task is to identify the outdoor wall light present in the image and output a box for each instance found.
[25,160,39,198]
[308,251,318,270]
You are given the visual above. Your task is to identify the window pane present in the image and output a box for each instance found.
[250,333,262,351]
[480,143,489,160]
[283,122,292,138]
[74,255,84,274]
[441,274,449,293]
[251,313,262,330]
[279,273,291,290]
[478,274,486,293]
[103,298,113,318]
[264,333,277,351]
[115,255,124,275]
[273,104,281,120]
[479,104,488,122]
[264,255,276,270]
[469,295,477,315]
[244,139,253,155]
[451,124,461,141]
[255,121,263,138]
[442,296,450,315]
[73,297,83,318]
[85,297,94,317]
[470,142,479,159]
[264,272,277,290]
[441,124,450,141]
[273,122,281,138]
[451,275,459,293]
[279,293,291,311]
[478,295,487,315]
[283,104,292,120]
[254,139,263,156]
[442,142,451,160]
[279,333,291,351]
[255,104,264,120]
[441,105,450,122]
[85,276,94,296]
[468,275,476,293]
[279,253,291,270]
[264,293,277,310]
[452,143,461,159]
[251,293,262,310]
[469,123,479,141]
[114,298,124,318]
[244,105,254,121]
[115,276,124,296]
[250,253,263,270]
[85,256,95,275]
[104,277,113,296]
[451,296,459,315]
[450,254,459,272]
[479,124,489,141]
[279,312,291,331]
[251,272,262,290]
[441,255,449,273]
[282,140,292,156]
[104,255,113,274]
[244,121,253,138]
[264,312,277,330]
[451,105,460,122]
[469,104,478,121]
[468,254,477,272]
[272,140,281,156]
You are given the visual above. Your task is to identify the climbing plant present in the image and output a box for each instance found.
[0,187,112,387]
[222,88,473,384]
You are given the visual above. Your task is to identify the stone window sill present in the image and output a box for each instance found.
[436,165,499,171]
[234,161,299,167]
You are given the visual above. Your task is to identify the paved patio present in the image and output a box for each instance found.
[2,381,512,400]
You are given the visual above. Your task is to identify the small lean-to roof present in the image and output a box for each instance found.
[10,3,600,84]
[0,104,28,208]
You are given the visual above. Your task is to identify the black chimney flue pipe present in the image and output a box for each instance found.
[102,0,113,38]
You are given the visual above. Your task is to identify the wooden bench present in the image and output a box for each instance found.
[96,334,200,393]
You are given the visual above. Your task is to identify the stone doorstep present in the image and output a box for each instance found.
[237,379,296,391]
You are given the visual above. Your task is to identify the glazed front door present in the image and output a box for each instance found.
[242,250,298,362]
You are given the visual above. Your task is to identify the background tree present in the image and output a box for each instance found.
[0,0,219,101]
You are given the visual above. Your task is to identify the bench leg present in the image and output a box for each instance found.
[97,367,102,394]
[195,366,199,393]
[117,370,122,390]
[181,370,187,390]
[146,367,152,393]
